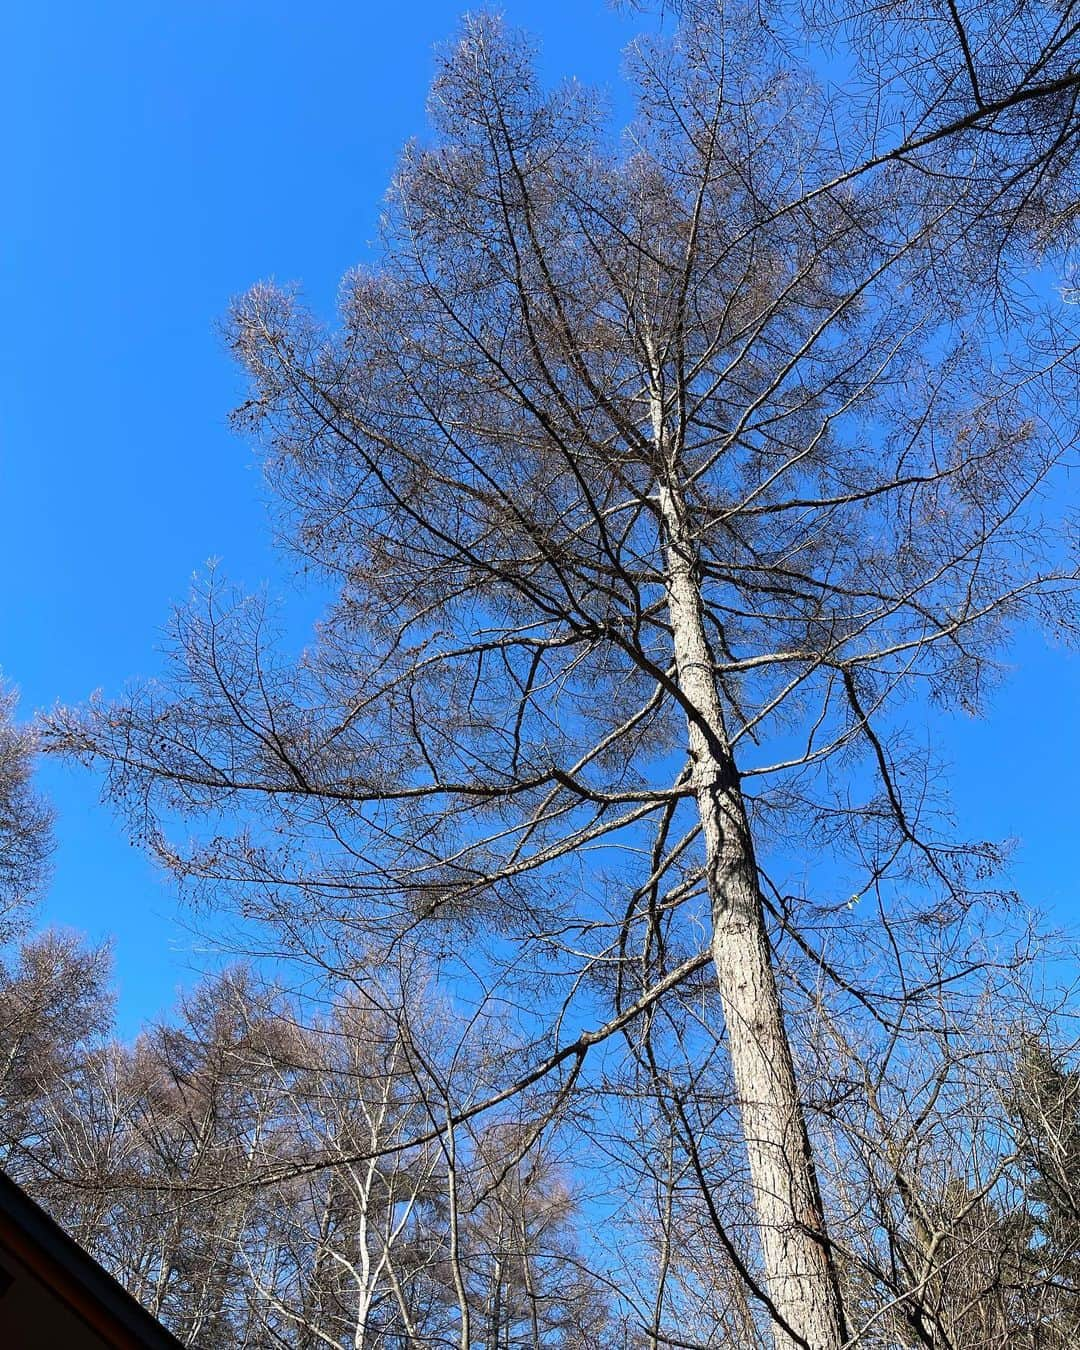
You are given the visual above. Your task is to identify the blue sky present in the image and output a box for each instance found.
[2,0,1077,1035]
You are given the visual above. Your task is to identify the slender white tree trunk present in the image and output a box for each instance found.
[658,471,846,1350]
[442,1113,472,1350]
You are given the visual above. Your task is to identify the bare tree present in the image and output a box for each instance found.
[47,6,1080,1346]
[0,929,113,1185]
[0,683,53,933]
[449,1123,616,1350]
[241,989,451,1349]
[646,0,1080,273]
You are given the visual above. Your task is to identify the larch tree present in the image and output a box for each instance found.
[0,683,53,934]
[48,5,1080,1346]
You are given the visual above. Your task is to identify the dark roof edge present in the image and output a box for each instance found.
[0,1168,186,1350]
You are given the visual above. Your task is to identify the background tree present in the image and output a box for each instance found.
[455,1125,615,1350]
[0,930,113,1186]
[1008,1040,1080,1344]
[0,682,53,933]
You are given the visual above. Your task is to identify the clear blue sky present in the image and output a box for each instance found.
[2,0,1077,1035]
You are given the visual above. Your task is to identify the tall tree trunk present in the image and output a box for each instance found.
[489,1249,504,1350]
[658,472,846,1350]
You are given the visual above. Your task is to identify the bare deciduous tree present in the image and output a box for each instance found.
[0,683,53,933]
[45,5,1080,1346]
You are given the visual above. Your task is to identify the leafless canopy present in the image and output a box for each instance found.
[0,684,53,934]
[44,4,1080,1346]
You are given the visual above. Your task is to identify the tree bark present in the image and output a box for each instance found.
[659,473,846,1350]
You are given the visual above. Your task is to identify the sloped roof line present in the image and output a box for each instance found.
[0,1168,187,1350]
